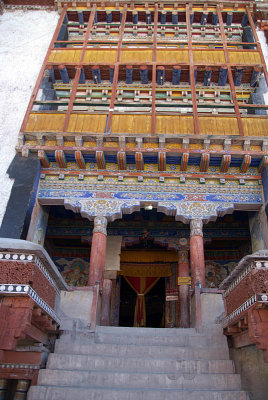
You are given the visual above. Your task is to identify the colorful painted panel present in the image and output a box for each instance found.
[54,257,89,286]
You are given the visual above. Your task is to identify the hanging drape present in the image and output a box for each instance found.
[124,276,160,327]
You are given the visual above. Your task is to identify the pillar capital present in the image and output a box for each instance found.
[190,219,203,237]
[93,216,107,235]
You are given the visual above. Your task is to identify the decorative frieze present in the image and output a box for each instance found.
[223,293,268,327]
[0,284,60,325]
[0,363,40,370]
[0,252,59,295]
[223,260,268,298]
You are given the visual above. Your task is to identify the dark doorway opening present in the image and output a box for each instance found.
[119,276,165,327]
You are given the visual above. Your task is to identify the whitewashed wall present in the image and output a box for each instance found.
[0,10,59,225]
[258,30,268,104]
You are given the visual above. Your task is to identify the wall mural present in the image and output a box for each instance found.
[205,260,237,288]
[54,257,89,286]
[52,256,239,289]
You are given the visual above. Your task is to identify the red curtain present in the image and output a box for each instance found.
[124,276,159,327]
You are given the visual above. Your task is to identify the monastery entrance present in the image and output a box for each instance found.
[119,277,165,328]
[42,206,253,328]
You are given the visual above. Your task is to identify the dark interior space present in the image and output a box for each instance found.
[119,276,165,328]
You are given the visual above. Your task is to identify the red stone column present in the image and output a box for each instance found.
[190,219,206,288]
[88,217,107,287]
[178,248,190,328]
[100,278,113,326]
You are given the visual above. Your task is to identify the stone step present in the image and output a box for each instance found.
[95,331,216,347]
[28,386,250,400]
[47,353,234,374]
[95,326,197,337]
[55,341,229,360]
[37,369,242,390]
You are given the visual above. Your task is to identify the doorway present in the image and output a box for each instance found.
[119,276,165,328]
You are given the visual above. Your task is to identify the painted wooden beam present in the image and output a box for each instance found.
[75,150,86,169]
[117,151,126,170]
[258,156,268,173]
[96,150,106,169]
[38,150,50,168]
[200,153,210,172]
[158,151,166,171]
[55,149,67,168]
[220,154,231,173]
[240,154,251,173]
[181,153,189,172]
[135,152,144,171]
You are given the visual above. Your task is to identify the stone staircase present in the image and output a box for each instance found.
[28,326,249,400]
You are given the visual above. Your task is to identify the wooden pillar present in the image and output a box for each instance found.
[14,380,30,400]
[190,219,206,287]
[100,278,113,326]
[88,217,107,287]
[178,248,190,328]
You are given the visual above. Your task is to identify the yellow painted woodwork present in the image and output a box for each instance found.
[83,49,117,63]
[48,50,82,63]
[156,50,189,63]
[155,115,194,135]
[120,50,153,63]
[228,51,261,65]
[232,145,243,151]
[250,145,262,151]
[83,141,97,147]
[120,250,178,263]
[199,116,239,135]
[104,141,118,147]
[166,143,182,149]
[193,50,225,64]
[45,140,57,146]
[143,143,158,149]
[24,140,37,146]
[64,141,76,147]
[189,143,203,150]
[111,114,151,134]
[67,114,107,133]
[210,144,223,150]
[120,264,172,277]
[242,117,268,137]
[25,113,65,132]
